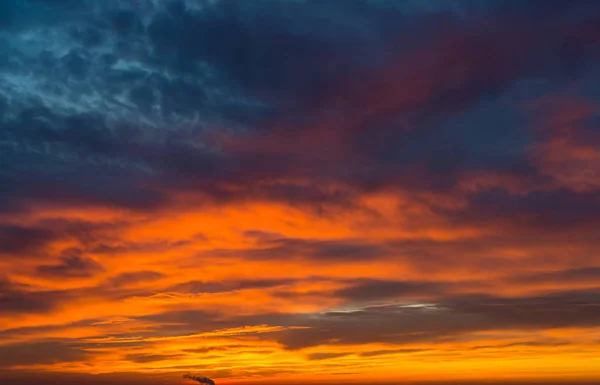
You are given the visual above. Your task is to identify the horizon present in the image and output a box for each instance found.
[1,0,600,384]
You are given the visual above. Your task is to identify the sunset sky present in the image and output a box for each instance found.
[1,0,600,384]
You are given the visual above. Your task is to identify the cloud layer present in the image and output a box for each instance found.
[1,1,600,384]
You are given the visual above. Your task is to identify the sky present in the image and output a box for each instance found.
[1,0,600,384]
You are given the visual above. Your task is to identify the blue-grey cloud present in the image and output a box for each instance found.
[2,0,600,216]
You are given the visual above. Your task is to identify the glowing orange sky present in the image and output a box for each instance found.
[2,189,600,384]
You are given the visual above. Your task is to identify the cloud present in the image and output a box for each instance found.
[446,290,600,329]
[182,345,248,354]
[443,188,600,232]
[168,278,293,294]
[130,287,600,352]
[36,250,104,279]
[1,0,599,216]
[466,341,571,351]
[125,353,183,364]
[509,267,600,285]
[107,271,166,287]
[0,370,173,385]
[306,352,352,361]
[91,239,192,255]
[333,279,449,302]
[0,279,66,314]
[359,349,429,357]
[207,238,386,262]
[0,224,60,256]
[273,290,600,349]
[0,219,130,258]
[0,341,88,368]
[2,0,600,383]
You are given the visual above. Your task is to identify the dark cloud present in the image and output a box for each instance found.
[134,288,600,351]
[306,352,352,361]
[509,267,600,284]
[183,345,248,354]
[0,318,106,341]
[107,271,166,287]
[91,239,191,255]
[124,353,183,364]
[0,371,595,385]
[334,279,449,302]
[0,279,66,314]
[139,310,215,331]
[467,340,571,351]
[1,1,600,380]
[146,0,384,109]
[0,341,88,368]
[0,153,168,213]
[207,238,385,262]
[36,250,104,278]
[273,290,600,349]
[0,370,174,385]
[0,219,131,260]
[1,0,600,216]
[443,188,600,231]
[447,290,600,329]
[243,230,282,241]
[168,278,292,294]
[0,224,56,256]
[360,349,429,357]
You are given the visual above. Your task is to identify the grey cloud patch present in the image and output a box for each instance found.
[0,318,111,341]
[0,370,175,385]
[125,353,183,364]
[91,239,191,255]
[168,278,294,294]
[108,271,166,287]
[183,345,248,354]
[0,279,66,314]
[0,341,88,368]
[306,352,352,360]
[467,340,571,351]
[36,250,104,278]
[139,309,215,330]
[0,146,169,213]
[19,287,591,364]
[360,349,428,357]
[208,238,385,262]
[274,306,460,350]
[509,267,600,284]
[334,279,450,302]
[243,230,283,241]
[127,285,600,351]
[447,290,600,329]
[0,219,132,260]
[131,289,600,352]
[443,188,600,231]
[0,224,56,255]
[274,290,600,349]
[356,341,574,358]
